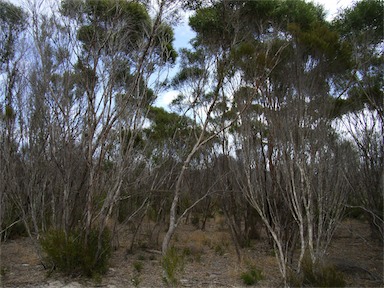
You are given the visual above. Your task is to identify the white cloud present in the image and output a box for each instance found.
[313,0,355,20]
[155,89,179,109]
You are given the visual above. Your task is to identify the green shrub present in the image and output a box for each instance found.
[1,265,8,281]
[214,244,225,256]
[182,247,192,256]
[289,255,346,287]
[132,260,143,287]
[137,254,146,261]
[240,266,264,286]
[133,261,143,273]
[40,228,111,278]
[161,246,185,286]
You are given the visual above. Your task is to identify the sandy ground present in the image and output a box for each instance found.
[0,218,383,287]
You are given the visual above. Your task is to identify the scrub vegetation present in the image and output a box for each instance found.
[0,0,382,287]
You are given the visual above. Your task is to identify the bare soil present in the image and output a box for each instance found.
[0,218,382,287]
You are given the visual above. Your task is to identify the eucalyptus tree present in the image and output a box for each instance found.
[22,8,92,238]
[0,0,179,274]
[332,0,383,241]
[239,5,352,284]
[187,0,354,284]
[161,0,250,253]
[0,0,27,240]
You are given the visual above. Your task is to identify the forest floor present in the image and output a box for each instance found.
[0,217,383,287]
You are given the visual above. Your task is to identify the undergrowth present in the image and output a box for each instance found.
[288,254,346,287]
[240,263,264,285]
[161,246,185,286]
[40,228,111,278]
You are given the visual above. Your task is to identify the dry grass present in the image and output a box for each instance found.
[0,218,382,287]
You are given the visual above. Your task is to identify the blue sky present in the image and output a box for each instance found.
[155,0,356,108]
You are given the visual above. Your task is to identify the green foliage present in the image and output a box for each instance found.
[214,243,225,256]
[133,261,143,273]
[131,254,145,287]
[240,266,264,286]
[190,0,326,49]
[74,59,98,90]
[289,255,346,287]
[287,21,353,74]
[1,265,7,275]
[334,0,383,44]
[61,0,150,53]
[161,246,185,286]
[145,106,194,142]
[241,0,276,25]
[40,228,111,278]
[0,0,27,64]
[277,0,325,31]
[189,5,226,46]
[172,66,205,87]
[0,1,27,28]
[155,23,178,63]
[182,247,191,256]
[62,0,150,25]
[137,254,146,261]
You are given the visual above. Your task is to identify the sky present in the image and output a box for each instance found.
[155,0,356,108]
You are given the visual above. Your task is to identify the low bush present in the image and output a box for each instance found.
[1,265,8,281]
[182,245,203,263]
[133,261,143,273]
[161,246,185,286]
[40,228,111,278]
[214,243,225,256]
[289,255,346,287]
[240,266,264,286]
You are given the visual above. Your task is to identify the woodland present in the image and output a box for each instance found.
[0,0,383,287]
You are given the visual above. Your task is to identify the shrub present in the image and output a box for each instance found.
[40,228,111,278]
[161,246,185,286]
[181,246,203,263]
[137,254,146,261]
[214,244,225,256]
[1,265,8,281]
[133,261,143,273]
[132,260,143,287]
[289,255,346,287]
[240,266,264,286]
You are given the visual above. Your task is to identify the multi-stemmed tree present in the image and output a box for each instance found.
[1,0,180,274]
[0,0,27,240]
[185,0,355,284]
[333,0,383,242]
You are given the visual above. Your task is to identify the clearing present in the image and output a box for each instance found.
[0,218,382,287]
